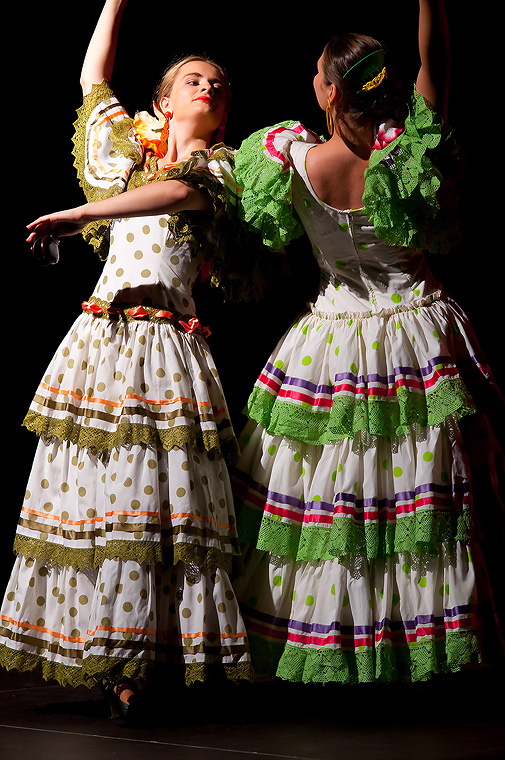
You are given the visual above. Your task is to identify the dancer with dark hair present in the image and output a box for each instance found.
[0,0,252,720]
[230,0,505,684]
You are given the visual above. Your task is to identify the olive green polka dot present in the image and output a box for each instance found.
[182,608,192,618]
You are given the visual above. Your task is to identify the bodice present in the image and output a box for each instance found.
[290,142,441,315]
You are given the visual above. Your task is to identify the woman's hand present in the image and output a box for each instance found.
[26,206,89,245]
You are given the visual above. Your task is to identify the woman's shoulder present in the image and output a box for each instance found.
[236,121,323,172]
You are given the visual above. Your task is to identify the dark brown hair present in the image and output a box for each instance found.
[322,33,406,126]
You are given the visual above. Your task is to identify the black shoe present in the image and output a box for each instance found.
[101,678,139,724]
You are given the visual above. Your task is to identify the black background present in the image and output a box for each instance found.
[4,1,498,586]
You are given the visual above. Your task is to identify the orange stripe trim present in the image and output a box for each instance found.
[0,615,86,643]
[38,382,220,411]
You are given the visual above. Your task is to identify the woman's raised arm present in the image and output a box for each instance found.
[80,0,128,95]
[415,0,451,119]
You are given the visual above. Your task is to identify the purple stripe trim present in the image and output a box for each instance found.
[261,355,457,396]
[237,470,470,515]
[250,605,472,637]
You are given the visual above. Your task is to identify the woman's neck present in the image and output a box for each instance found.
[159,120,212,166]
[331,115,375,160]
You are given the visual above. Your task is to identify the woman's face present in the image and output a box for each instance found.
[313,55,328,110]
[162,61,227,132]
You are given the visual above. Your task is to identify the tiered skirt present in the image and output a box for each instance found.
[0,309,252,686]
[233,293,504,683]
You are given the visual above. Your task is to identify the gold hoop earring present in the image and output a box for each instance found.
[326,99,334,136]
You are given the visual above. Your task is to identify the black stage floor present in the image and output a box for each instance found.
[0,667,504,760]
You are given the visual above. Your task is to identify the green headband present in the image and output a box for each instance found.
[343,49,386,89]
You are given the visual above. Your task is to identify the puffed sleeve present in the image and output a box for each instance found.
[362,89,462,253]
[232,121,322,251]
[72,80,143,258]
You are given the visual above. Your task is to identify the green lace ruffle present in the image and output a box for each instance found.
[237,502,471,562]
[245,377,476,446]
[362,89,461,253]
[233,121,307,251]
[273,632,481,684]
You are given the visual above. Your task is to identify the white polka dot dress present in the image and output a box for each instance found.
[232,131,504,684]
[0,82,252,687]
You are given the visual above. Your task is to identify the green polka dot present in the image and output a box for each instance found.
[331,470,337,481]
[273,576,282,587]
[312,495,321,502]
[418,577,427,588]
[423,451,434,462]
[306,595,315,606]
[294,452,301,463]
[267,444,277,456]
[327,333,333,344]
[342,594,349,607]
[402,563,411,574]
[337,463,343,473]
[338,223,349,232]
[302,325,309,335]
[350,363,358,375]
[302,356,312,366]
[393,466,403,477]
[433,330,440,338]
[357,242,369,250]
[391,293,402,304]
[335,346,340,357]
[372,341,379,350]
[382,459,389,470]
[392,594,400,606]
[335,260,346,269]
[330,584,336,595]
[274,360,284,369]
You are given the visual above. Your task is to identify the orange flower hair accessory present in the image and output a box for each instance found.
[132,103,170,158]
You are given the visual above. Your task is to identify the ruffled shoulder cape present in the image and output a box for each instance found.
[362,88,461,253]
[72,80,235,260]
[231,90,461,253]
[232,121,323,251]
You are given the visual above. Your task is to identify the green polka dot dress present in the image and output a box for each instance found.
[230,122,504,685]
[0,82,252,688]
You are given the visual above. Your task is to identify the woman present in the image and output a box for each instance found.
[0,0,252,719]
[229,0,505,684]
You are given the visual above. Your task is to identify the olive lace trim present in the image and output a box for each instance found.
[12,535,244,577]
[0,644,254,689]
[22,410,240,463]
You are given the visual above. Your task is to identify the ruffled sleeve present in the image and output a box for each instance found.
[362,89,461,253]
[72,80,143,258]
[232,121,322,251]
[142,144,235,248]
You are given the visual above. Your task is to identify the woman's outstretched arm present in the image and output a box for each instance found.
[416,0,451,119]
[80,0,128,95]
[26,180,212,244]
